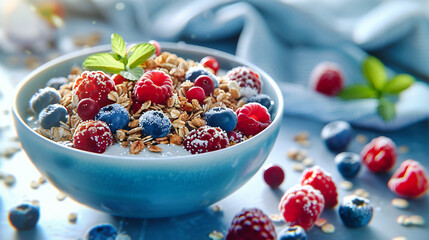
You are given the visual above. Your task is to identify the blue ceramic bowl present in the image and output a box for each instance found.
[12,43,284,218]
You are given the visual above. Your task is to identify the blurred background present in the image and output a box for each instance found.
[1,1,429,239]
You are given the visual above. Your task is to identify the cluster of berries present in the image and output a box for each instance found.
[321,120,428,198]
[30,44,274,155]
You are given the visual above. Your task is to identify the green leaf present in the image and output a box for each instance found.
[109,52,121,61]
[111,33,126,57]
[383,74,415,94]
[127,43,156,69]
[120,67,144,81]
[82,53,125,74]
[338,84,378,100]
[377,98,396,121]
[362,56,387,91]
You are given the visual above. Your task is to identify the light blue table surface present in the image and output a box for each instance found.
[0,99,428,239]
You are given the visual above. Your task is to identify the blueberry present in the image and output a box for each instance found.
[8,203,40,230]
[95,103,129,133]
[278,225,307,240]
[321,121,352,152]
[139,110,172,138]
[335,152,361,178]
[247,94,272,110]
[45,77,69,90]
[38,104,68,129]
[185,66,219,88]
[339,196,373,228]
[84,223,118,240]
[29,87,61,114]
[204,107,237,132]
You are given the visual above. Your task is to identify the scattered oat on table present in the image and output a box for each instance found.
[292,163,305,172]
[396,215,424,227]
[408,215,425,226]
[116,233,131,240]
[2,146,21,159]
[321,223,335,234]
[30,180,40,190]
[398,145,409,154]
[209,230,224,240]
[269,213,285,224]
[294,131,309,141]
[315,218,327,227]
[391,198,409,209]
[56,192,67,201]
[302,157,314,167]
[211,205,222,212]
[397,215,409,226]
[287,148,307,161]
[340,180,354,191]
[38,177,46,184]
[67,212,77,224]
[354,188,370,198]
[293,131,311,147]
[356,134,368,143]
[30,200,40,207]
[3,174,16,187]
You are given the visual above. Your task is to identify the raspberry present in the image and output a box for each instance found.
[361,136,397,173]
[183,126,229,154]
[388,159,428,198]
[226,208,276,240]
[133,70,173,105]
[73,120,113,153]
[228,130,244,145]
[310,62,344,96]
[226,66,262,97]
[235,103,271,137]
[111,74,126,85]
[278,185,324,231]
[300,166,338,209]
[73,71,116,108]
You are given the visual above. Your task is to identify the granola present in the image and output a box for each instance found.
[31,46,271,155]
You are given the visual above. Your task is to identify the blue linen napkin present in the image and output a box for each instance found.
[66,0,429,130]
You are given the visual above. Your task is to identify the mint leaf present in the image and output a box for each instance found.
[362,56,387,91]
[338,85,378,100]
[383,74,414,95]
[82,53,125,74]
[127,43,156,69]
[111,33,126,57]
[120,67,144,81]
[377,98,395,121]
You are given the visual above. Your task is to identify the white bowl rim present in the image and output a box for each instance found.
[13,42,284,164]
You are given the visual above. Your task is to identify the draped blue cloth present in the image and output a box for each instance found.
[68,0,429,130]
